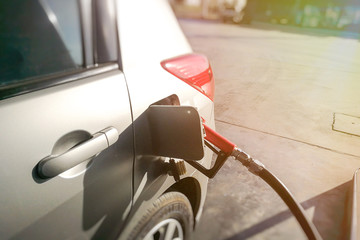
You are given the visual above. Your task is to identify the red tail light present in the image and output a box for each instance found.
[161,53,215,101]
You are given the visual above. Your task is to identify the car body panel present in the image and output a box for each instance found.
[117,0,215,229]
[0,69,133,239]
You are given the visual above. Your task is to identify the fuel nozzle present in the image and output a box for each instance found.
[201,123,264,175]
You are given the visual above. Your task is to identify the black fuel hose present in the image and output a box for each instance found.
[232,148,322,240]
[259,167,322,240]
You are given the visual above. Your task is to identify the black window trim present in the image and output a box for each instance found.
[114,0,123,70]
[0,63,119,100]
[92,0,120,66]
[79,0,94,67]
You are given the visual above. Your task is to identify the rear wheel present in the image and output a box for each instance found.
[128,192,194,240]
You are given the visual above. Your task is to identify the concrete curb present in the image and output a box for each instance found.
[348,168,360,240]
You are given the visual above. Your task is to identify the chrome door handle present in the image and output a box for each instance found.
[37,127,119,178]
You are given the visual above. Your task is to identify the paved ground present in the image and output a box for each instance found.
[178,19,360,240]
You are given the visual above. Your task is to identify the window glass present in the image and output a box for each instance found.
[0,0,83,88]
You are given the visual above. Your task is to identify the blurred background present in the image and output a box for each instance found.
[169,0,360,240]
[171,0,360,33]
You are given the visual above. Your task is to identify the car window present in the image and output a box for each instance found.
[0,0,83,88]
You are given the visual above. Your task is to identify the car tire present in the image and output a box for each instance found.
[128,192,194,240]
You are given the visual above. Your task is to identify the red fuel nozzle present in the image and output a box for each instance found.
[202,123,263,175]
[203,123,236,156]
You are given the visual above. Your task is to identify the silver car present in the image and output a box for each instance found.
[0,0,215,239]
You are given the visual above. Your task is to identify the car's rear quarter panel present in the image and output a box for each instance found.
[116,0,215,235]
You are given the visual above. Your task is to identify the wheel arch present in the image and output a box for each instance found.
[165,177,202,227]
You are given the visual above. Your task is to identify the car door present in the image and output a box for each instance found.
[0,0,133,239]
